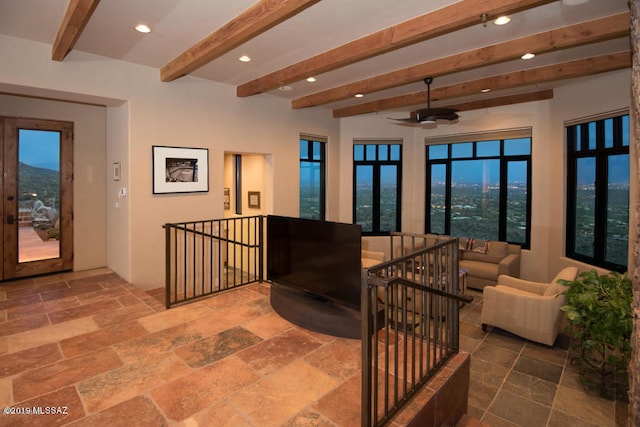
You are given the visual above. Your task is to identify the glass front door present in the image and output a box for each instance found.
[1,117,73,280]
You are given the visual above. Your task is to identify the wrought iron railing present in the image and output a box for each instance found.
[361,236,472,426]
[164,219,470,425]
[163,216,263,308]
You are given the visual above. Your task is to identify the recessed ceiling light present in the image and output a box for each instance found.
[521,53,535,60]
[278,85,293,92]
[238,55,252,63]
[562,0,590,5]
[354,93,364,98]
[481,88,491,93]
[306,77,317,82]
[134,24,151,34]
[493,16,511,26]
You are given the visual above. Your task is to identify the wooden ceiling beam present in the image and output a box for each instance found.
[161,0,320,82]
[51,0,101,61]
[237,0,556,97]
[446,89,554,112]
[293,12,629,109]
[333,51,631,117]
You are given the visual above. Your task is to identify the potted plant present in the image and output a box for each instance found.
[560,269,632,399]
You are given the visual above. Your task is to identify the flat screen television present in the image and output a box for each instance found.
[266,215,362,310]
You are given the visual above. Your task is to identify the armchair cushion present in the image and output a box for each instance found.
[497,275,548,295]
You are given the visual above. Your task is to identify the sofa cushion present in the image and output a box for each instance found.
[425,235,440,248]
[459,238,489,253]
[461,240,508,264]
[362,250,385,268]
[460,259,499,280]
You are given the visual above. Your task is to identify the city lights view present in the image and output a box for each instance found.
[302,130,629,270]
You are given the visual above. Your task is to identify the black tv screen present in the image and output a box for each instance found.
[267,215,362,309]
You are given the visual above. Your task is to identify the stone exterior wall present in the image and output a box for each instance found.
[631,1,639,425]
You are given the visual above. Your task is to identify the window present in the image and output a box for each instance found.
[299,135,326,220]
[566,113,629,272]
[425,129,531,248]
[353,141,402,235]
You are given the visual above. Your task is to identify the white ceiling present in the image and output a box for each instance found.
[0,0,631,113]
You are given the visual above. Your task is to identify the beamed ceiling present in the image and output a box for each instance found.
[0,0,631,118]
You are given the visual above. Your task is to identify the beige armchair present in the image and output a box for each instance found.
[480,267,579,346]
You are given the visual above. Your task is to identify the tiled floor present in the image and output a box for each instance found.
[459,288,628,427]
[0,268,628,426]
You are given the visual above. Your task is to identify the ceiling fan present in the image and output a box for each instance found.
[389,77,459,125]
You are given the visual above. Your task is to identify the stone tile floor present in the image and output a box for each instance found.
[1,268,470,426]
[0,268,628,426]
[460,288,628,426]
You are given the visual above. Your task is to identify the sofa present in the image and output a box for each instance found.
[362,234,521,291]
[458,238,521,290]
[389,234,521,291]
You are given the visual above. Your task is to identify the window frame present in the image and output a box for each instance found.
[566,112,629,272]
[352,141,402,236]
[299,136,327,220]
[425,132,532,248]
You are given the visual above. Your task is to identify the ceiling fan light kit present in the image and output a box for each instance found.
[562,0,590,5]
[390,77,459,125]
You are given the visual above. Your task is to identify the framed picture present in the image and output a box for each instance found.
[224,188,230,210]
[152,145,209,194]
[248,191,261,209]
[113,162,121,181]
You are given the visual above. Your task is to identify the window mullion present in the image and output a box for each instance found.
[444,162,452,235]
[593,152,608,262]
[498,158,508,241]
[372,165,381,233]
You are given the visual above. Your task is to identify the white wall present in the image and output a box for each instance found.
[0,34,340,289]
[106,103,130,278]
[340,69,632,282]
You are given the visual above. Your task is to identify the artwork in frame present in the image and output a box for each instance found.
[224,187,230,210]
[113,162,121,181]
[152,145,209,194]
[248,191,261,209]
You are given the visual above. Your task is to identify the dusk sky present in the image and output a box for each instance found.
[18,129,60,171]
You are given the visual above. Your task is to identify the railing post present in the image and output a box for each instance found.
[259,215,264,281]
[361,268,372,427]
[451,239,459,352]
[164,223,171,309]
